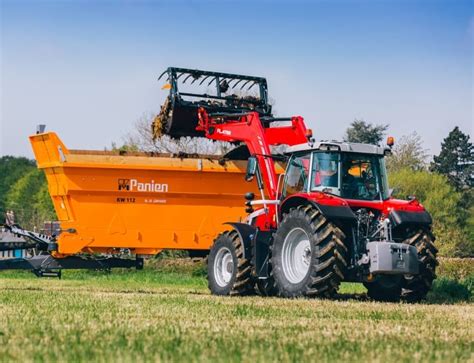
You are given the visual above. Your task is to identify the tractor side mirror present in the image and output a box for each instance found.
[245,157,258,182]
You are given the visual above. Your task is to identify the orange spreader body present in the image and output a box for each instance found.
[30,132,281,256]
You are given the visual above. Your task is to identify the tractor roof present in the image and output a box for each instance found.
[286,140,390,156]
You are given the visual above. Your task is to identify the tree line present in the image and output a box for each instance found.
[0,156,55,230]
[1,117,472,256]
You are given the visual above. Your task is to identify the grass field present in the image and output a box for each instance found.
[0,261,473,362]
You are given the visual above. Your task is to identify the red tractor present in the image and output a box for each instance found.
[158,67,438,302]
[196,109,436,302]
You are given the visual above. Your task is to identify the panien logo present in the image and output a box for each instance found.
[118,178,168,193]
[118,179,130,191]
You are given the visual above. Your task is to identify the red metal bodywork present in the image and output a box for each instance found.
[196,109,428,231]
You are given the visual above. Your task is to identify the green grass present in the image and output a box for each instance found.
[0,264,473,362]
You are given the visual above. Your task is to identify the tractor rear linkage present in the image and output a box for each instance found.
[0,222,143,278]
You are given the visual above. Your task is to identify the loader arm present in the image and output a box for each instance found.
[196,108,310,227]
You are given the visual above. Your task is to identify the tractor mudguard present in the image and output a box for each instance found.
[389,210,432,229]
[280,196,357,223]
[224,222,256,260]
[316,204,357,222]
[223,222,273,278]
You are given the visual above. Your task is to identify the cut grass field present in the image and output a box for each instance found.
[0,260,473,362]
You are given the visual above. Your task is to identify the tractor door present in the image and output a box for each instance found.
[311,152,341,196]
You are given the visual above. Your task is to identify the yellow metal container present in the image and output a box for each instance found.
[30,132,270,256]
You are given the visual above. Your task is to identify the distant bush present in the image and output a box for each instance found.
[389,168,473,257]
[427,277,472,303]
[462,275,474,295]
[437,258,474,280]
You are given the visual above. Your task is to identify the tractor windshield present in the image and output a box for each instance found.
[310,152,389,201]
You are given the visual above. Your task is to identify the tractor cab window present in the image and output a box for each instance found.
[340,154,389,201]
[282,154,311,197]
[311,153,340,195]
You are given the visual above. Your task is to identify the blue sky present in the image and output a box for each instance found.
[1,0,472,158]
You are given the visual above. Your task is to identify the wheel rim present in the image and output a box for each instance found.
[281,227,312,284]
[214,247,234,287]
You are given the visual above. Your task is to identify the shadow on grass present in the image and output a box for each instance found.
[334,293,370,301]
[335,277,473,304]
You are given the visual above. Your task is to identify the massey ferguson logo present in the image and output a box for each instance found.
[118,178,168,193]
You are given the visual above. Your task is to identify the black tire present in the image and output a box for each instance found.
[401,229,438,302]
[270,205,348,298]
[256,279,278,296]
[365,229,438,303]
[207,230,254,296]
[364,275,403,302]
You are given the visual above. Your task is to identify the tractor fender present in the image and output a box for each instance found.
[388,210,432,229]
[223,222,256,260]
[280,196,357,223]
[223,222,273,279]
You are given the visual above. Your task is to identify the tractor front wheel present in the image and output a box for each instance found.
[401,229,438,302]
[207,230,254,296]
[364,275,403,302]
[364,229,438,303]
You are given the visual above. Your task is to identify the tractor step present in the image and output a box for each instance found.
[33,269,62,279]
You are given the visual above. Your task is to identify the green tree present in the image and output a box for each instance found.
[431,126,473,191]
[389,168,473,257]
[0,156,35,218]
[5,168,55,229]
[343,119,389,145]
[386,132,427,172]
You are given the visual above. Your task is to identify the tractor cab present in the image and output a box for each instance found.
[282,141,391,202]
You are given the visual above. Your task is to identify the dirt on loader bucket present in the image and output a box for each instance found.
[152,67,273,140]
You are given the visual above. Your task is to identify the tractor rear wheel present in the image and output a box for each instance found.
[270,205,347,298]
[401,229,438,302]
[364,229,437,303]
[207,230,254,296]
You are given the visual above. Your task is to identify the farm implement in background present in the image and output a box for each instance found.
[0,220,142,278]
[0,67,438,302]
